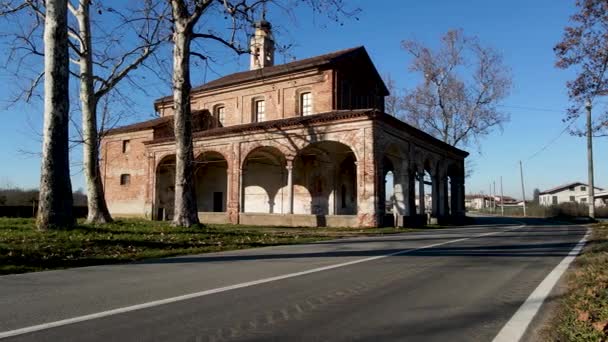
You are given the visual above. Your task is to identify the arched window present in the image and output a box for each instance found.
[214,105,225,125]
[300,92,312,116]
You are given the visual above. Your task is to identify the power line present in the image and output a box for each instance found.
[525,117,579,162]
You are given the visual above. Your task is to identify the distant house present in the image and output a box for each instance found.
[539,182,606,206]
[465,194,492,210]
[465,194,522,210]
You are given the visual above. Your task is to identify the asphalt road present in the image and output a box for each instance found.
[0,217,587,341]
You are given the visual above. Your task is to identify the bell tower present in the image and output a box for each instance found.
[249,13,275,70]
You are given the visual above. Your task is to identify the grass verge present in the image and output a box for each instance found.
[0,218,415,275]
[546,222,608,341]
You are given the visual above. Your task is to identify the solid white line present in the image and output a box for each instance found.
[0,225,523,339]
[492,227,590,342]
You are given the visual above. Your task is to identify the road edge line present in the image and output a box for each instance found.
[492,226,590,342]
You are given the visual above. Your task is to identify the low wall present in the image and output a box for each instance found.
[239,213,358,227]
[198,212,230,224]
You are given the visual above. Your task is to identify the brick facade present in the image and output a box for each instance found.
[100,46,468,227]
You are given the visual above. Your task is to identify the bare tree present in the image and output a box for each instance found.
[401,29,511,148]
[555,0,608,136]
[37,0,73,229]
[383,73,404,119]
[1,1,168,224]
[69,0,167,224]
[166,0,357,227]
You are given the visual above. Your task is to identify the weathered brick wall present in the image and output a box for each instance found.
[156,69,334,124]
[100,130,153,217]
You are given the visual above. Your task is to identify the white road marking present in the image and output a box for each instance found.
[492,227,590,342]
[0,225,523,339]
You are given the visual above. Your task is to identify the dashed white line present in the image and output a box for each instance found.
[0,225,523,339]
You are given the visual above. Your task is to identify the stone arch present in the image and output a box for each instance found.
[155,154,176,220]
[290,134,361,164]
[242,146,288,213]
[155,151,177,169]
[293,140,357,216]
[195,148,232,170]
[240,141,295,169]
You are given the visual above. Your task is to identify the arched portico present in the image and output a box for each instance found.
[194,151,228,213]
[292,140,357,216]
[241,146,287,213]
[155,155,176,220]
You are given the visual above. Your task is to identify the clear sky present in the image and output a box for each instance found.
[0,0,605,200]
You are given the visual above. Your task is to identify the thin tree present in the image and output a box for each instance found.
[1,1,168,224]
[37,0,73,229]
[554,0,608,136]
[166,0,357,227]
[383,73,404,119]
[401,29,512,148]
[69,0,167,223]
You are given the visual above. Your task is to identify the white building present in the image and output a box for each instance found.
[465,195,491,210]
[539,182,606,206]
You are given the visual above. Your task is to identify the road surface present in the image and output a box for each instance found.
[0,217,587,341]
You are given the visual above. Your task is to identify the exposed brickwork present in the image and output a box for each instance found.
[100,130,153,217]
[100,46,468,227]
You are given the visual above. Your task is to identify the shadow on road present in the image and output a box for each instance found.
[140,225,588,265]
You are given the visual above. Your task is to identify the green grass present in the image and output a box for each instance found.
[546,223,608,341]
[0,218,415,275]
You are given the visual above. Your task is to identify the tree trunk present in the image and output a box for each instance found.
[171,23,199,227]
[77,0,113,224]
[37,0,74,230]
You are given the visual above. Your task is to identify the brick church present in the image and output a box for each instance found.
[100,19,468,228]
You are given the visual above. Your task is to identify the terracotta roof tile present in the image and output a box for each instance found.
[154,46,367,105]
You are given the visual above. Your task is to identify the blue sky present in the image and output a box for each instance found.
[0,0,605,200]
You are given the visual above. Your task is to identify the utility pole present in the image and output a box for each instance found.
[520,161,527,217]
[490,183,494,213]
[500,176,505,216]
[585,99,595,219]
[493,181,497,213]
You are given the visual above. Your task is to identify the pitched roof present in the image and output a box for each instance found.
[539,182,604,195]
[137,109,468,158]
[102,115,172,136]
[154,46,387,105]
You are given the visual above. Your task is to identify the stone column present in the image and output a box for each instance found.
[407,168,416,216]
[286,160,294,214]
[239,167,245,213]
[393,171,406,216]
[356,127,379,227]
[227,166,240,224]
[441,175,449,216]
[431,173,440,217]
[450,176,458,217]
[418,171,425,215]
[145,153,155,220]
[458,182,466,216]
[451,176,465,216]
